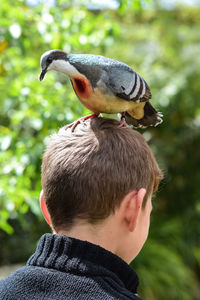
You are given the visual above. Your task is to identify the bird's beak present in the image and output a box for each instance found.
[39,68,47,81]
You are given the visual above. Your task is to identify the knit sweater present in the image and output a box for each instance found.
[0,233,142,300]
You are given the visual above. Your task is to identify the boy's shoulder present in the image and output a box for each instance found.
[0,263,142,300]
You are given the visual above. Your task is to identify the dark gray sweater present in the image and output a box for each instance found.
[0,233,142,299]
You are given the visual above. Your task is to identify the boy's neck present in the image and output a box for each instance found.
[54,217,122,260]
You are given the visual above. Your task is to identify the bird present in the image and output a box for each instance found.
[39,49,163,128]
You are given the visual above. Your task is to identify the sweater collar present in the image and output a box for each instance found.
[27,233,139,294]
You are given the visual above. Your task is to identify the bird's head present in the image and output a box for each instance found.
[39,49,68,81]
[39,50,94,101]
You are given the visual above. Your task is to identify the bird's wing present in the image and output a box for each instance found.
[69,54,151,102]
[107,66,152,102]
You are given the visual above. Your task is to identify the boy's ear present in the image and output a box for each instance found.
[123,188,146,232]
[40,190,52,226]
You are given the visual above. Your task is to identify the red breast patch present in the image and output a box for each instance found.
[72,76,93,99]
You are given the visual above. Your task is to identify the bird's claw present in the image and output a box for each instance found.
[64,114,98,132]
[119,115,129,128]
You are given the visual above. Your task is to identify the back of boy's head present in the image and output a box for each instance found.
[42,117,163,231]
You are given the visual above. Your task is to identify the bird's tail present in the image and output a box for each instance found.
[126,102,163,128]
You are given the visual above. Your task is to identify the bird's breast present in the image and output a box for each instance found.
[80,87,138,114]
[72,76,142,115]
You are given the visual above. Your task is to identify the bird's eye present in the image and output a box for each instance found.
[47,57,53,64]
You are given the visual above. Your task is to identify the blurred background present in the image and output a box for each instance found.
[0,0,200,299]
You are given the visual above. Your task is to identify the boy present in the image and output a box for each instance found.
[0,117,163,299]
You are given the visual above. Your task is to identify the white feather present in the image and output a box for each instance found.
[130,74,140,98]
[140,79,146,98]
[48,60,81,77]
[124,72,136,95]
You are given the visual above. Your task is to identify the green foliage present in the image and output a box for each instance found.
[0,1,200,299]
[0,0,120,232]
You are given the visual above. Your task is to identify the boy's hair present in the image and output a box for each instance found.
[42,117,163,231]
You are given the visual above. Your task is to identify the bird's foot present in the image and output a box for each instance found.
[65,114,98,132]
[119,113,129,128]
[137,124,147,129]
